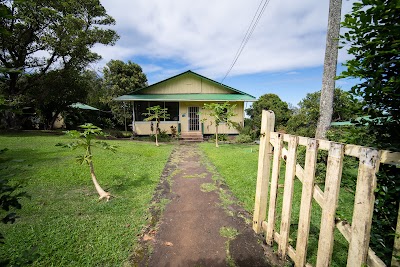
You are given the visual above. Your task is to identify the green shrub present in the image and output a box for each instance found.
[211,134,228,141]
[150,130,171,142]
[104,129,131,138]
[234,134,253,143]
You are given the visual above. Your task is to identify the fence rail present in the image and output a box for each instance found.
[253,110,400,267]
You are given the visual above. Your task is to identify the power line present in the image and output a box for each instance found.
[221,0,271,84]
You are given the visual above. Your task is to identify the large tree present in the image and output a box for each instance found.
[26,68,92,129]
[315,0,343,139]
[246,93,291,133]
[0,0,118,96]
[287,88,362,137]
[101,60,147,128]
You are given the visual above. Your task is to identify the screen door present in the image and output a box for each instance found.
[188,107,200,131]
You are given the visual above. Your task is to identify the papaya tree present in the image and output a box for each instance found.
[143,105,170,146]
[201,102,237,148]
[58,123,116,201]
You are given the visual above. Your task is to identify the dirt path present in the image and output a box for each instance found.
[133,143,281,267]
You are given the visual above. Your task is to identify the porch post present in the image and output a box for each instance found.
[131,101,136,133]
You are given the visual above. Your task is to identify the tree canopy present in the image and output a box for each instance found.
[286,88,362,137]
[246,93,291,132]
[102,60,147,127]
[26,68,92,129]
[0,0,118,97]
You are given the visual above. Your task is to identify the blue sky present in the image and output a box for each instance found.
[94,0,358,106]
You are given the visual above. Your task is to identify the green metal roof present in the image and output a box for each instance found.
[115,93,256,101]
[331,116,371,126]
[331,121,354,126]
[69,102,99,111]
[330,116,395,126]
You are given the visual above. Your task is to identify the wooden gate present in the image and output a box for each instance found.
[253,110,400,267]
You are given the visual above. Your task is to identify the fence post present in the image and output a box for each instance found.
[253,110,275,233]
[347,148,379,266]
[278,135,298,258]
[266,133,284,245]
[316,142,344,267]
[295,139,319,266]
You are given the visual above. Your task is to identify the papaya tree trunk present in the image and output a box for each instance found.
[155,131,159,146]
[215,124,219,148]
[155,120,160,146]
[89,161,110,201]
[88,145,110,201]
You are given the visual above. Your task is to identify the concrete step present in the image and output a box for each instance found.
[180,132,203,142]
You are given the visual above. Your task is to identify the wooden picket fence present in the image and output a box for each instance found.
[253,110,400,267]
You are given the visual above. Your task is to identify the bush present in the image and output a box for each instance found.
[150,130,171,142]
[211,134,228,142]
[234,134,253,143]
[104,129,131,138]
[237,118,259,139]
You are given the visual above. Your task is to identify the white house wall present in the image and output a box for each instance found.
[133,101,244,135]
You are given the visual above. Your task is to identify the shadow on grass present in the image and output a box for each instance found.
[0,130,65,137]
[108,173,152,194]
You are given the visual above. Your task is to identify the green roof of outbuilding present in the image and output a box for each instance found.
[114,94,256,101]
[69,102,99,111]
[330,116,394,126]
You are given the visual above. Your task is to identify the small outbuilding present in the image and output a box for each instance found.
[114,70,256,138]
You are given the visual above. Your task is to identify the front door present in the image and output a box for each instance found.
[188,107,200,131]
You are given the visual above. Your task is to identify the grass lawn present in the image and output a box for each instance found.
[199,142,356,266]
[0,132,174,266]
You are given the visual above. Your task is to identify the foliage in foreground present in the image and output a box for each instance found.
[339,0,400,263]
[0,133,173,265]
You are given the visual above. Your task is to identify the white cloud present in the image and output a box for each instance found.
[98,0,356,79]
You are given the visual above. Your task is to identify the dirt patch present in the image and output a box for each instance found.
[130,143,285,267]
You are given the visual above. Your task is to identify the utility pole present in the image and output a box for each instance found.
[315,0,342,139]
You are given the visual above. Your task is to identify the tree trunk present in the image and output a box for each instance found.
[155,131,159,146]
[123,103,127,132]
[49,111,60,130]
[215,124,219,148]
[89,161,110,201]
[315,0,342,139]
[155,120,159,146]
[131,104,136,134]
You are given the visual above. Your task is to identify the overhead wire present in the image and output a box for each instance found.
[221,0,271,84]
